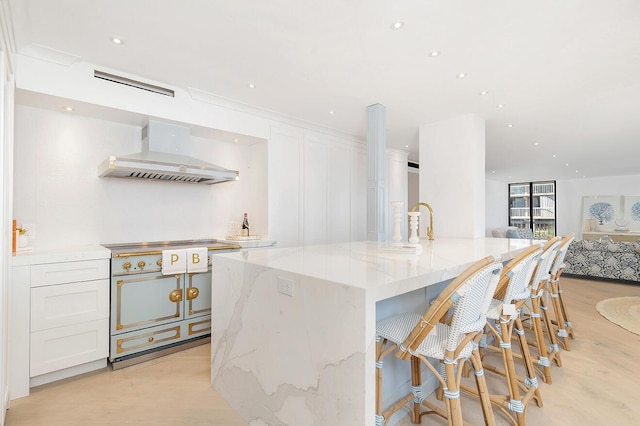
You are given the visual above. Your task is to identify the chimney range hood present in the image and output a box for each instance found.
[98,121,239,184]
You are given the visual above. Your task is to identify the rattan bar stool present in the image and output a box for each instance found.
[375,256,503,426]
[464,245,543,426]
[547,233,576,350]
[520,237,563,384]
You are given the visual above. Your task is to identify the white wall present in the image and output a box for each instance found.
[13,105,267,250]
[485,178,508,236]
[557,174,640,237]
[420,114,485,238]
[484,175,640,239]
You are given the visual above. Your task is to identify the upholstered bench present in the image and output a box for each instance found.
[564,237,640,283]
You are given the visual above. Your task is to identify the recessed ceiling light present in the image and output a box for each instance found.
[248,83,255,89]
[391,21,404,30]
[552,154,556,158]
[575,170,579,173]
[534,142,539,146]
[565,163,569,166]
[405,145,409,148]
[233,138,239,142]
[456,73,467,79]
[507,124,513,128]
[64,106,74,111]
[479,91,488,96]
[329,110,334,115]
[110,37,123,45]
[429,51,440,57]
[491,170,496,174]
[496,104,505,108]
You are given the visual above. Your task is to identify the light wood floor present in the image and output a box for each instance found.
[5,276,640,425]
[5,344,247,426]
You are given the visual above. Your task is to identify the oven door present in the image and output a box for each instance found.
[185,271,211,319]
[111,272,183,335]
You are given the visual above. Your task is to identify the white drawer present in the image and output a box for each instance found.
[30,318,109,377]
[31,259,109,287]
[31,279,109,332]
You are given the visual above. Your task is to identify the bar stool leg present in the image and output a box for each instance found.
[411,356,422,424]
[375,337,386,426]
[549,280,571,351]
[498,318,527,426]
[530,295,556,383]
[557,282,575,339]
[539,295,562,366]
[443,359,464,426]
[469,346,496,425]
[514,317,542,408]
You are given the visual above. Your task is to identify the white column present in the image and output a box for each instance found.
[387,148,409,244]
[419,114,485,238]
[367,104,386,242]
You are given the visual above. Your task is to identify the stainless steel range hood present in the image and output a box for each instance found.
[98,121,239,184]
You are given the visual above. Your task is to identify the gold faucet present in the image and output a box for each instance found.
[410,202,434,240]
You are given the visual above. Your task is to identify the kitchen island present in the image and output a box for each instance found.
[210,237,536,425]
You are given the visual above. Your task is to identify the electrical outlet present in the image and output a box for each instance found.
[277,277,294,297]
[23,223,36,239]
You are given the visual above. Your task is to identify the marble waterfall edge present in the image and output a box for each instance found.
[211,255,368,425]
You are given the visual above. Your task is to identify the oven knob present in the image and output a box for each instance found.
[138,261,146,270]
[157,259,162,267]
[123,262,131,272]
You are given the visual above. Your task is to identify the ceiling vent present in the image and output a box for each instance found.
[94,70,175,97]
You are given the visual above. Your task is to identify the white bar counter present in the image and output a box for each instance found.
[210,237,535,425]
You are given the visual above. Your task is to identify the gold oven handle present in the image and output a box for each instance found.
[169,289,183,302]
[186,287,200,300]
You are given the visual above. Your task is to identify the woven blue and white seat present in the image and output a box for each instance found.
[547,233,576,350]
[522,237,563,384]
[375,256,503,426]
[469,244,543,426]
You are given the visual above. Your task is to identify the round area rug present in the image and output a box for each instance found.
[595,297,640,336]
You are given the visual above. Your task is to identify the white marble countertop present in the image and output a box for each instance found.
[213,237,537,301]
[11,245,111,266]
[214,238,277,249]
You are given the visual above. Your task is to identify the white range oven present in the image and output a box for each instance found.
[102,239,240,369]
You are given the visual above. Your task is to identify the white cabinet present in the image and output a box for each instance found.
[268,125,303,248]
[29,259,109,384]
[269,124,367,248]
[30,269,109,377]
[9,247,110,399]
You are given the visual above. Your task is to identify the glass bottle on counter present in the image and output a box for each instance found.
[242,213,250,236]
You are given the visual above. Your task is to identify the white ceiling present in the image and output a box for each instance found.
[7,0,640,182]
